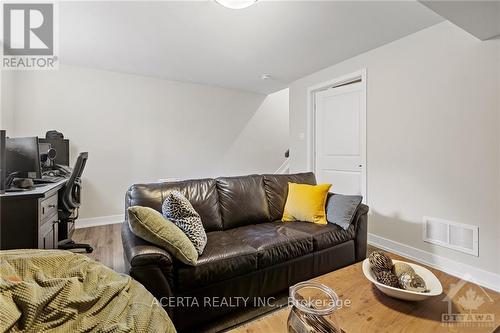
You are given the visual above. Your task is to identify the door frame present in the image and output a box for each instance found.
[306,68,367,201]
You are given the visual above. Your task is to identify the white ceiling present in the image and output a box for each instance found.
[420,1,500,41]
[59,1,443,94]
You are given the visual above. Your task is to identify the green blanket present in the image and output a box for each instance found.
[0,250,176,333]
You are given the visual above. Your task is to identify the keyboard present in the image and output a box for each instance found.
[34,175,65,184]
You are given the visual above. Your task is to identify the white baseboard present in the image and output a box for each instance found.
[368,233,500,293]
[76,214,123,229]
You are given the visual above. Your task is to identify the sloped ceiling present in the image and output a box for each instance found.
[420,1,500,41]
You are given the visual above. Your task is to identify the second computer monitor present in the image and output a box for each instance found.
[39,138,69,166]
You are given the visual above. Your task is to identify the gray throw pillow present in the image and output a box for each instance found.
[162,190,207,255]
[127,206,198,266]
[326,193,363,230]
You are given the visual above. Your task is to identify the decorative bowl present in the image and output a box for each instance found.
[362,258,443,301]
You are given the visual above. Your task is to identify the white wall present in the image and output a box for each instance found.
[498,40,500,277]
[220,88,289,174]
[3,65,289,220]
[1,71,16,132]
[290,22,500,275]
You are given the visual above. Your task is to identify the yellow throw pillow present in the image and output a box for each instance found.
[282,183,332,224]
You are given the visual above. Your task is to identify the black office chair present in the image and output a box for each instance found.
[58,152,93,253]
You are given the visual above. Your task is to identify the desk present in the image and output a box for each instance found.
[0,180,67,250]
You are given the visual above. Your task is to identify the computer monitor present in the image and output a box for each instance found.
[5,137,42,180]
[0,130,6,193]
[39,142,51,154]
[39,138,69,166]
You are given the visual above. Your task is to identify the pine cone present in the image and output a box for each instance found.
[375,270,400,288]
[369,251,393,272]
[371,266,386,276]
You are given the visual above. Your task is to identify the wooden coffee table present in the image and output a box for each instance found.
[229,253,500,333]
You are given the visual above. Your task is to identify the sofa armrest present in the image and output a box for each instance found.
[352,203,369,262]
[121,222,175,316]
[121,220,174,267]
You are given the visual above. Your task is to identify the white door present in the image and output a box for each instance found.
[314,82,366,199]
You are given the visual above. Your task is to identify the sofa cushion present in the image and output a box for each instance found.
[126,178,223,232]
[161,178,223,232]
[263,173,317,221]
[281,221,356,251]
[231,222,313,268]
[216,175,271,229]
[126,183,164,212]
[175,230,258,292]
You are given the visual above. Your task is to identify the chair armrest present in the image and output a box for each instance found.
[121,222,175,316]
[352,203,369,262]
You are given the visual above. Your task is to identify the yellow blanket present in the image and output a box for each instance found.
[0,250,176,333]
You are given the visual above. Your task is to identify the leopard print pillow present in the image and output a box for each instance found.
[162,190,207,255]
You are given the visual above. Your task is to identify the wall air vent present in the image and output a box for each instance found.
[422,217,478,256]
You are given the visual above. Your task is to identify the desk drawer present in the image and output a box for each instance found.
[39,213,59,249]
[41,194,58,222]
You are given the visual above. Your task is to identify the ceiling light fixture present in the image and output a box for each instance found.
[215,0,258,10]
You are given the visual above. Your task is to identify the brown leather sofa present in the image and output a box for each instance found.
[121,172,368,332]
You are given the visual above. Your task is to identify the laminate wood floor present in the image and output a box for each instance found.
[73,223,125,274]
